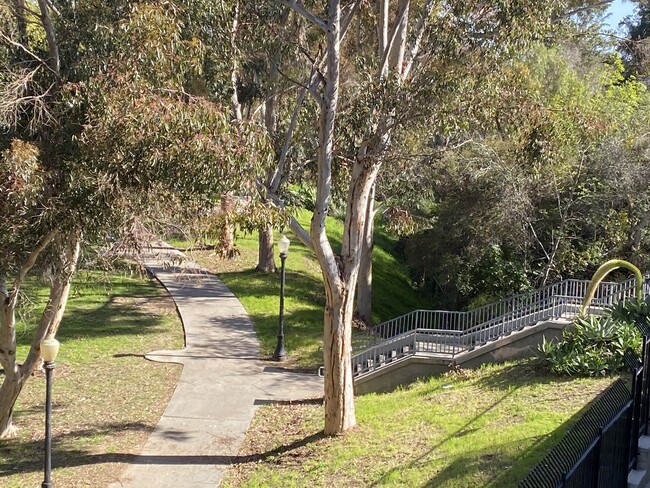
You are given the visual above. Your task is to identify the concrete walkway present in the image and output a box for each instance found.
[108,242,323,488]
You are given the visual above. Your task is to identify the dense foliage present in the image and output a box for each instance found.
[540,315,642,376]
[400,41,650,310]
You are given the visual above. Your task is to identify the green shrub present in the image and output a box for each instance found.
[608,296,650,326]
[540,315,641,376]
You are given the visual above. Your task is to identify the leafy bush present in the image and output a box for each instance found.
[540,315,641,376]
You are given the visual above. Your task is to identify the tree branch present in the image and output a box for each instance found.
[11,229,59,306]
[21,234,81,381]
[270,87,308,192]
[279,0,328,31]
[402,0,435,80]
[378,2,410,78]
[37,0,60,76]
[553,0,614,22]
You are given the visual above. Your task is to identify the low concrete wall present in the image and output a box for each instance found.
[354,318,571,395]
[354,355,451,395]
[454,319,569,369]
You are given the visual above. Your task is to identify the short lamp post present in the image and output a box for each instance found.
[41,335,60,488]
[273,235,290,361]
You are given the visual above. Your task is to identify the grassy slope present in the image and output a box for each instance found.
[184,211,619,487]
[0,269,183,488]
[186,209,429,369]
[223,360,616,488]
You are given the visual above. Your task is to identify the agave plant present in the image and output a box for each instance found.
[539,315,641,376]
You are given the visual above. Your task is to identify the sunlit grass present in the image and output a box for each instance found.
[0,269,183,488]
[178,209,429,369]
[223,359,618,488]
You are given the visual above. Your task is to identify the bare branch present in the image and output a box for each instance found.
[0,66,56,131]
[11,229,59,307]
[402,0,435,80]
[279,0,328,31]
[553,0,614,22]
[0,31,53,73]
[37,0,60,75]
[270,87,308,192]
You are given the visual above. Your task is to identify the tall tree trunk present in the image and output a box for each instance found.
[256,226,276,273]
[322,277,356,434]
[388,0,409,74]
[0,371,23,439]
[37,0,60,76]
[0,274,20,438]
[229,0,242,122]
[356,185,375,325]
[218,194,237,258]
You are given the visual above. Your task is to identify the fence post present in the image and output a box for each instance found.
[592,429,603,488]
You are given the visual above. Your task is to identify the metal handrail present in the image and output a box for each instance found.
[352,274,649,379]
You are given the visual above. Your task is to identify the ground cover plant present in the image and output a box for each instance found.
[222,359,617,488]
[539,315,642,376]
[540,292,650,377]
[180,209,429,370]
[0,269,183,488]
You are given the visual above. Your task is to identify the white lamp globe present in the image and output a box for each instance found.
[278,235,290,255]
[41,336,60,363]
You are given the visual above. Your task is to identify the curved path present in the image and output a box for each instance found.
[108,242,323,488]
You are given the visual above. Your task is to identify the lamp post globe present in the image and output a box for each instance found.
[40,335,60,488]
[273,236,290,361]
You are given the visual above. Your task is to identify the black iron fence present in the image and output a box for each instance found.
[519,329,650,488]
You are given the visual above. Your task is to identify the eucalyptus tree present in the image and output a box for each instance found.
[269,0,567,435]
[0,1,267,437]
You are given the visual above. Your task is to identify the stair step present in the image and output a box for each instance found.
[629,468,647,488]
[638,436,650,470]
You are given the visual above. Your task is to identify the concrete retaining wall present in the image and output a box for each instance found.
[354,318,571,395]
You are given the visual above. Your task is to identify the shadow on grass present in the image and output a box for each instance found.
[0,423,324,476]
[372,372,617,488]
[15,275,174,348]
[473,359,578,391]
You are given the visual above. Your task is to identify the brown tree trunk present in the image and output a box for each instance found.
[0,369,23,439]
[218,194,237,258]
[256,226,276,273]
[322,280,356,435]
[356,185,375,325]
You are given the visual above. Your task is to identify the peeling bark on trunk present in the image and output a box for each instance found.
[356,186,375,325]
[323,281,356,434]
[256,226,276,273]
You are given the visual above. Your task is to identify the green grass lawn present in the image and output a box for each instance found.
[168,212,617,487]
[181,209,429,369]
[0,268,183,488]
[223,359,617,488]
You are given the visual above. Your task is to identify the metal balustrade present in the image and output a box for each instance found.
[352,275,649,379]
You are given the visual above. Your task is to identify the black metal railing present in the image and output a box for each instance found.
[519,331,650,488]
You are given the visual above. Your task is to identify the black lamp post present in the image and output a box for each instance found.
[273,235,290,361]
[40,335,60,488]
